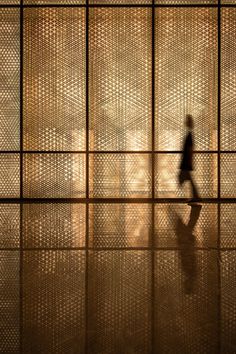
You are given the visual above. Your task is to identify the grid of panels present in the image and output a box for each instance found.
[0,1,235,354]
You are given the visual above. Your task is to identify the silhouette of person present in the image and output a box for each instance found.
[179,114,200,202]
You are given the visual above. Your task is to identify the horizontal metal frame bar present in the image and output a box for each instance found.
[0,198,235,203]
[1,150,235,154]
[0,247,234,251]
[1,3,236,7]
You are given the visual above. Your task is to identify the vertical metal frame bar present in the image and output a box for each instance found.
[20,1,23,353]
[218,2,221,353]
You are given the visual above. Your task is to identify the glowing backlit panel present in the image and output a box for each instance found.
[155,204,217,248]
[221,154,236,198]
[89,204,151,248]
[0,205,19,248]
[155,153,217,198]
[23,204,85,248]
[0,154,20,198]
[221,251,236,353]
[88,251,151,353]
[221,8,236,150]
[0,9,20,151]
[23,251,85,353]
[0,251,19,354]
[90,0,151,3]
[23,154,86,198]
[24,8,86,151]
[155,8,217,151]
[89,154,152,198]
[89,8,152,151]
[24,0,85,5]
[220,204,236,248]
[155,0,217,3]
[222,0,236,3]
[154,251,218,353]
[0,1,19,3]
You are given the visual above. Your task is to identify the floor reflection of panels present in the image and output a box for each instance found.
[23,251,86,354]
[155,203,218,248]
[155,250,218,353]
[221,251,236,354]
[88,251,152,354]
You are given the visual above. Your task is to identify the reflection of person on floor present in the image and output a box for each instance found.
[175,205,202,294]
[179,114,200,202]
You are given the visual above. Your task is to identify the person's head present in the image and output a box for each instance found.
[185,114,194,130]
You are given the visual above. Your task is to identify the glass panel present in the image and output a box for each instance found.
[221,154,236,198]
[88,251,151,353]
[89,8,152,151]
[0,251,19,353]
[0,205,19,248]
[23,204,85,248]
[221,251,236,353]
[154,250,218,352]
[155,153,217,198]
[23,153,86,198]
[155,0,217,3]
[0,154,20,198]
[24,8,86,151]
[155,203,217,248]
[220,204,236,248]
[221,8,236,151]
[89,154,152,198]
[0,9,20,151]
[23,251,85,353]
[24,0,85,4]
[89,204,151,248]
[155,8,217,151]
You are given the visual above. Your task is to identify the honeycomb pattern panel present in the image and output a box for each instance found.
[0,204,19,248]
[221,204,236,248]
[222,0,236,4]
[89,154,152,198]
[89,8,152,151]
[155,153,217,198]
[221,251,236,353]
[221,8,236,150]
[23,250,86,354]
[154,250,218,353]
[23,153,86,198]
[89,204,151,248]
[155,203,217,248]
[0,1,19,3]
[0,9,20,151]
[24,8,86,151]
[88,251,151,354]
[155,0,217,3]
[23,203,85,248]
[155,8,218,151]
[24,0,85,3]
[0,154,20,198]
[0,251,19,354]
[90,0,151,4]
[221,154,236,198]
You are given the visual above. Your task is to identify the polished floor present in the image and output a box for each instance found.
[1,202,236,353]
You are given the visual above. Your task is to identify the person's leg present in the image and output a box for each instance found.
[189,172,200,199]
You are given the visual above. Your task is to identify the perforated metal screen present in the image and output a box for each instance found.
[0,1,235,353]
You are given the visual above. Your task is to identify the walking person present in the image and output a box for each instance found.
[178,114,200,203]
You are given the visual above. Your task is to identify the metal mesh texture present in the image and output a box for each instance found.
[155,0,217,3]
[23,153,86,198]
[89,154,152,198]
[23,203,86,248]
[89,8,152,151]
[221,8,236,151]
[0,9,20,151]
[155,153,218,198]
[24,8,86,151]
[0,251,20,354]
[220,204,236,248]
[0,204,19,248]
[0,154,20,198]
[155,8,218,151]
[23,250,86,353]
[24,0,85,4]
[154,250,218,353]
[221,154,236,198]
[89,203,151,248]
[88,251,152,354]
